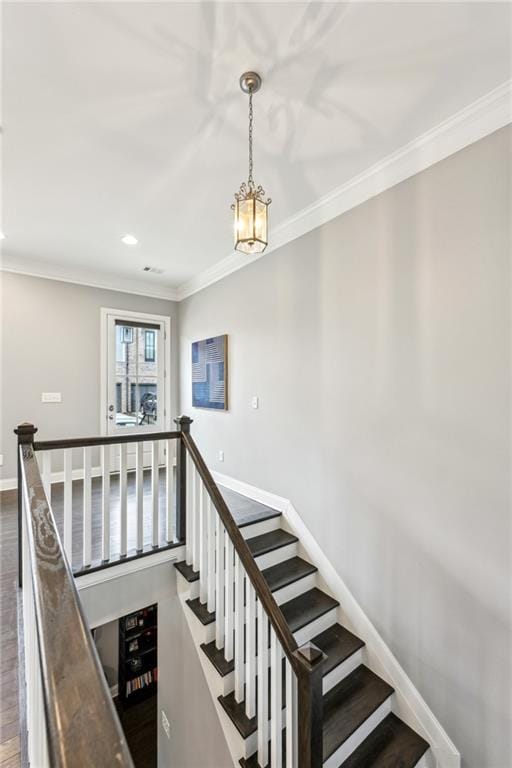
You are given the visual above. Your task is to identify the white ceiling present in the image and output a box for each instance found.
[2,2,511,298]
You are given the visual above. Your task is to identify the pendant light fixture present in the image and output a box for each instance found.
[232,71,271,255]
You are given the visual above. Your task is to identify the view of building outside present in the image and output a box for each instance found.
[115,325,159,426]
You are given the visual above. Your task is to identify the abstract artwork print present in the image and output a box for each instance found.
[191,335,228,410]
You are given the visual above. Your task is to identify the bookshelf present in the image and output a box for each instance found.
[119,603,158,707]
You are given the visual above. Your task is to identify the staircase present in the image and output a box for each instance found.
[174,489,431,767]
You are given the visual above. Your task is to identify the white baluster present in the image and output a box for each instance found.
[185,452,193,566]
[207,495,215,613]
[166,439,174,543]
[225,537,234,661]
[245,580,257,719]
[199,482,208,603]
[135,442,144,552]
[83,446,92,567]
[42,451,51,501]
[151,440,159,547]
[285,659,297,768]
[193,466,201,572]
[271,629,283,768]
[234,554,245,702]
[63,448,73,561]
[120,443,128,557]
[101,446,110,562]
[190,462,197,570]
[257,603,269,767]
[215,518,225,650]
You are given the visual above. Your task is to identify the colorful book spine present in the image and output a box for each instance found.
[126,667,158,696]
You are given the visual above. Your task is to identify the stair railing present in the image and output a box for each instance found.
[16,424,134,768]
[15,423,184,578]
[176,416,325,768]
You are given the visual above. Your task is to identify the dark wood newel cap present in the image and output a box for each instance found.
[174,415,193,433]
[295,641,326,666]
[14,423,38,443]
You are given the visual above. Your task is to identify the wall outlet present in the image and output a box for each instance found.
[161,710,170,740]
[41,392,62,403]
[218,450,224,462]
[251,395,259,409]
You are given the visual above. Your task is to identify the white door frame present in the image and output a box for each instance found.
[100,307,172,437]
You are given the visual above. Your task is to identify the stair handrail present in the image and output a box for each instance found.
[177,418,325,768]
[16,424,134,768]
[180,429,300,665]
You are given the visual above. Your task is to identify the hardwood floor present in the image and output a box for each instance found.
[114,694,157,768]
[0,479,276,767]
[0,489,21,768]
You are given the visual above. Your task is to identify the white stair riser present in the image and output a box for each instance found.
[273,572,318,605]
[254,542,298,570]
[322,697,392,768]
[240,516,282,540]
[184,566,317,604]
[322,648,364,695]
[294,607,339,647]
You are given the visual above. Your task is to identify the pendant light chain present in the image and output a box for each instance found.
[248,89,254,190]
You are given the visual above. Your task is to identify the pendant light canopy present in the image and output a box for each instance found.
[232,72,271,255]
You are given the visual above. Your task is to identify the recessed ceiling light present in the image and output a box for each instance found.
[0,232,5,240]
[121,234,138,246]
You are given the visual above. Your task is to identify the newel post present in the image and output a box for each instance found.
[14,423,38,588]
[294,641,326,768]
[174,416,193,544]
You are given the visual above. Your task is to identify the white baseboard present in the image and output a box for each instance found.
[1,459,176,492]
[213,471,461,768]
[1,466,104,492]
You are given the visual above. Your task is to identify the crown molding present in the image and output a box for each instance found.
[176,79,512,301]
[1,81,510,304]
[0,255,180,302]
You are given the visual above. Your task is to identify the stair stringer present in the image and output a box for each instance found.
[212,470,461,768]
[176,583,253,768]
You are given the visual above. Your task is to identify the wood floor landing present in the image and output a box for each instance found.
[0,481,276,767]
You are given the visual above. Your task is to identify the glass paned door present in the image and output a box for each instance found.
[105,313,167,439]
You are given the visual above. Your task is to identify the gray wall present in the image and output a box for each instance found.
[0,273,179,480]
[80,562,232,768]
[178,127,511,768]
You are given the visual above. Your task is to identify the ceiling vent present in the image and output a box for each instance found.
[143,266,164,274]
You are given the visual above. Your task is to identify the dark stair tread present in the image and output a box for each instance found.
[201,640,235,677]
[185,597,216,625]
[219,667,286,739]
[238,510,282,529]
[246,529,298,558]
[174,560,199,583]
[203,621,363,681]
[262,556,317,593]
[323,665,394,760]
[311,623,365,677]
[280,588,339,634]
[339,712,429,768]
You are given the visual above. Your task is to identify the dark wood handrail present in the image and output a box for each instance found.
[19,442,134,768]
[34,430,181,451]
[181,431,302,670]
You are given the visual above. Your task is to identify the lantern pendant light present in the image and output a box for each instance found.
[232,71,271,255]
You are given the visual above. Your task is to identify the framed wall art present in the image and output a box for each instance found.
[191,334,228,410]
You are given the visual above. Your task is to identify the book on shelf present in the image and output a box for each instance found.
[125,667,158,697]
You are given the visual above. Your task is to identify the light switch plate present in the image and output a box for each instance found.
[251,396,259,409]
[219,450,224,462]
[41,392,62,403]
